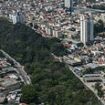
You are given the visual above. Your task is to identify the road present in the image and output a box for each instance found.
[74,7,105,13]
[0,49,31,85]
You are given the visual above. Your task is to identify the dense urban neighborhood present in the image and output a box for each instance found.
[0,50,31,104]
[0,0,105,105]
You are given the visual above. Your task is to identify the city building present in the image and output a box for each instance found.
[80,14,94,44]
[9,10,25,24]
[64,0,73,13]
[0,93,6,104]
[64,0,72,8]
[83,74,102,82]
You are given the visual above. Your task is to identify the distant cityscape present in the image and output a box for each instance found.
[0,0,105,105]
[7,0,105,43]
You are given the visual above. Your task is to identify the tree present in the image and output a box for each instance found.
[95,82,102,91]
[94,19,104,35]
[95,82,104,98]
[51,43,67,56]
[21,85,40,104]
[98,89,104,98]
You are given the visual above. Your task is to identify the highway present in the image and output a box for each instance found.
[0,49,31,85]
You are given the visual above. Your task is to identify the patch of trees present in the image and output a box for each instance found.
[95,82,104,98]
[94,19,105,36]
[93,5,105,10]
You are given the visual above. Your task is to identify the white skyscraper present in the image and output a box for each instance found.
[80,14,94,44]
[64,0,73,8]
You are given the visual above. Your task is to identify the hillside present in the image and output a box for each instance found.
[0,18,102,105]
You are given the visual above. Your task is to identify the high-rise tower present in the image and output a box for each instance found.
[80,14,94,44]
[9,10,25,24]
[64,0,73,14]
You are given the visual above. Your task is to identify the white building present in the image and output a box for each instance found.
[9,10,25,24]
[83,74,102,82]
[80,14,94,44]
[64,0,73,8]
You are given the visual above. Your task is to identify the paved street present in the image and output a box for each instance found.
[0,49,31,85]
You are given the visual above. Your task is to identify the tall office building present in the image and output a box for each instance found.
[80,14,94,44]
[64,0,73,13]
